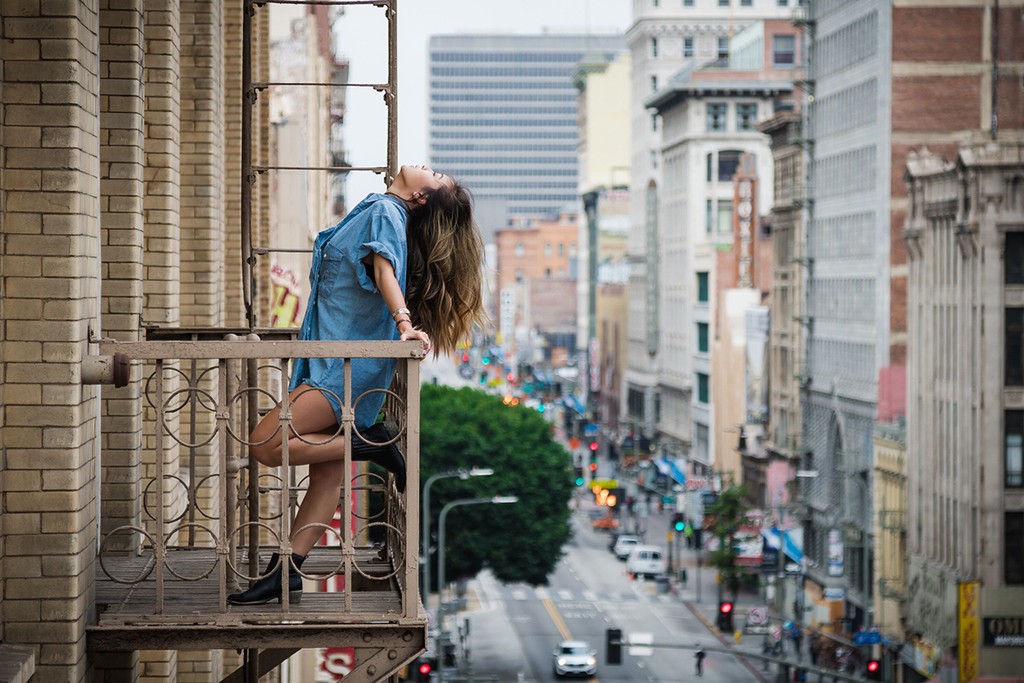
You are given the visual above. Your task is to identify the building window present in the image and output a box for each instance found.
[697,271,709,303]
[651,75,658,92]
[717,199,733,234]
[717,36,729,59]
[544,243,552,257]
[706,152,714,182]
[1009,309,1024,385]
[737,103,758,131]
[515,269,524,282]
[741,0,753,5]
[718,0,729,6]
[778,0,789,5]
[651,112,659,132]
[514,242,525,257]
[773,35,796,67]
[697,322,709,353]
[707,103,727,131]
[651,37,658,58]
[718,149,743,181]
[684,36,694,57]
[1007,512,1024,584]
[558,243,564,257]
[1007,411,1024,488]
[545,267,552,278]
[705,199,714,234]
[684,0,694,5]
[697,372,710,403]
[1008,233,1024,284]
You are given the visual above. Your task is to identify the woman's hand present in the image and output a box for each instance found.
[400,325,431,354]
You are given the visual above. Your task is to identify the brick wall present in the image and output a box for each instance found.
[0,1,102,680]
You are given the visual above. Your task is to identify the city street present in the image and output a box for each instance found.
[451,498,778,683]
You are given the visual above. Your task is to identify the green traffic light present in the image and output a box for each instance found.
[575,477,585,487]
[674,521,686,532]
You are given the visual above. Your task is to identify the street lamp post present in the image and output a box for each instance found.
[437,495,518,683]
[422,468,494,611]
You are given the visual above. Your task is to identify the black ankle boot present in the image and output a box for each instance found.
[351,421,406,493]
[228,552,305,605]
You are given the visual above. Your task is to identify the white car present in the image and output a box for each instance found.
[612,535,641,560]
[626,545,667,579]
[552,640,597,677]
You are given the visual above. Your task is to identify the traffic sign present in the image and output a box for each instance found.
[854,629,882,645]
[627,632,653,656]
[746,606,768,625]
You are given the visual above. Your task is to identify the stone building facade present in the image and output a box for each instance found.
[0,1,272,679]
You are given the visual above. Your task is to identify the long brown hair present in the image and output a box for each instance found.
[405,179,486,355]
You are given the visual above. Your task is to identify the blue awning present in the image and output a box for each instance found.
[562,395,586,415]
[658,457,687,487]
[762,527,803,565]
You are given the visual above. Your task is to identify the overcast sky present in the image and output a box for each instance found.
[332,0,633,200]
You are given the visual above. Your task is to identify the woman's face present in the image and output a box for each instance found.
[398,164,454,195]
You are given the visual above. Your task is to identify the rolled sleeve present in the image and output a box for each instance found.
[355,207,405,293]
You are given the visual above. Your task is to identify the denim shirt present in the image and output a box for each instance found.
[290,193,409,427]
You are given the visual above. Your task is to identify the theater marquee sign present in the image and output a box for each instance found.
[982,617,1024,647]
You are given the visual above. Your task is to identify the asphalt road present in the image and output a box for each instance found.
[456,505,767,683]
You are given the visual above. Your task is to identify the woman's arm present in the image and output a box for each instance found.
[371,252,431,353]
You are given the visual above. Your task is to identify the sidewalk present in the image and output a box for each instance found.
[451,570,534,683]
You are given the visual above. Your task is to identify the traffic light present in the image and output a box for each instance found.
[717,600,734,632]
[588,462,597,472]
[605,628,622,665]
[416,657,434,682]
[588,440,599,452]
[672,513,686,532]
[573,465,585,487]
[865,658,882,680]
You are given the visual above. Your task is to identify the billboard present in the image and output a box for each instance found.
[745,306,769,424]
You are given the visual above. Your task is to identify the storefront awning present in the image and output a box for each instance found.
[762,527,803,565]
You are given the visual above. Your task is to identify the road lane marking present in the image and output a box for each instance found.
[543,598,601,683]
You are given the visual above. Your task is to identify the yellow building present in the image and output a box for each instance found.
[872,421,907,642]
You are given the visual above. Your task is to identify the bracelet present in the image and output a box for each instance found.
[395,317,412,329]
[392,306,411,320]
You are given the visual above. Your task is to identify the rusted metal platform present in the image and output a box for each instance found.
[89,546,426,652]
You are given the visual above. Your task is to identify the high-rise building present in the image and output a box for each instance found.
[623,0,794,470]
[428,34,624,231]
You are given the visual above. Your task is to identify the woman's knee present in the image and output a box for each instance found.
[310,459,346,487]
[248,433,283,468]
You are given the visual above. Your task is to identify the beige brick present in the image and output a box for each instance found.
[0,38,42,60]
[6,319,90,342]
[5,277,85,299]
[3,342,44,362]
[2,169,43,190]
[2,601,42,623]
[1,427,43,448]
[42,426,90,450]
[5,448,89,471]
[4,555,43,578]
[40,506,95,535]
[2,513,42,535]
[1,212,42,233]
[2,125,43,147]
[3,384,42,404]
[2,470,43,491]
[42,465,92,491]
[7,490,87,513]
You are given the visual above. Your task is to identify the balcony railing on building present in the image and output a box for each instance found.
[86,334,425,679]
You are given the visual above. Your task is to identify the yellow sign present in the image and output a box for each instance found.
[959,581,980,683]
[591,479,618,490]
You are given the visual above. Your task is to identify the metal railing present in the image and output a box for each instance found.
[94,336,422,620]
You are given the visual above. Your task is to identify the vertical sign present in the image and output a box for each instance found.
[958,581,980,682]
[827,529,844,577]
[744,306,770,424]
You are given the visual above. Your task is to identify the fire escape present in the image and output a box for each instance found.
[85,2,425,681]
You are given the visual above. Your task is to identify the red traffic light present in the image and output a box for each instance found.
[866,660,879,673]
[461,353,470,362]
[719,601,733,614]
[588,441,599,451]
[588,462,598,472]
[418,662,432,675]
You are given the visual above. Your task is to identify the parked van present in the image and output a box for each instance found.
[626,545,667,579]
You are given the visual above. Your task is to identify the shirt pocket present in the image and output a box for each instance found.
[317,252,355,302]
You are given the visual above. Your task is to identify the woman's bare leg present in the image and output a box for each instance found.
[248,384,350,555]
[249,384,348,467]
[291,460,347,555]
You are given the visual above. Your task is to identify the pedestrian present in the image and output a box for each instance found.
[792,625,803,657]
[694,644,706,677]
[808,632,820,666]
[228,165,485,605]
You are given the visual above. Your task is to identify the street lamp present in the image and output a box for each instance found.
[437,495,518,683]
[422,468,494,610]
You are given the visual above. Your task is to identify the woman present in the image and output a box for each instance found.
[229,165,486,605]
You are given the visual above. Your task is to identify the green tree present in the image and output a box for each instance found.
[706,485,751,601]
[419,384,574,587]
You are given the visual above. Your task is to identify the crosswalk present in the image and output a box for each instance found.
[503,585,679,605]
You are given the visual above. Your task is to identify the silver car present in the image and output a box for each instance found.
[552,640,597,677]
